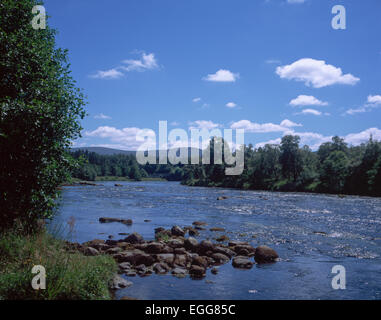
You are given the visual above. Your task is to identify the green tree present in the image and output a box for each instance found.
[320,150,349,193]
[0,0,86,231]
[280,135,303,182]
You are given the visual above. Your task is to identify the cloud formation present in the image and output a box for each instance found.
[290,95,328,107]
[345,95,381,115]
[90,52,159,79]
[203,69,239,82]
[276,58,359,88]
[230,119,301,133]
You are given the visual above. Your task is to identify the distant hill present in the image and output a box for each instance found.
[70,146,203,159]
[70,147,136,156]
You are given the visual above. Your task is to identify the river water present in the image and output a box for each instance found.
[53,181,381,300]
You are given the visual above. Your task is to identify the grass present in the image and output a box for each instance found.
[0,230,117,300]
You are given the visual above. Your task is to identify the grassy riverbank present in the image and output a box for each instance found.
[0,230,117,300]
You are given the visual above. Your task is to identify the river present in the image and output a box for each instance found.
[52,181,381,300]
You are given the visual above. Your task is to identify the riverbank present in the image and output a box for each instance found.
[0,229,117,300]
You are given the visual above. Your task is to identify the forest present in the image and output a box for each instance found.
[71,134,381,197]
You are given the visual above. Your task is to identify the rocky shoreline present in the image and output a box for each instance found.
[64,223,279,293]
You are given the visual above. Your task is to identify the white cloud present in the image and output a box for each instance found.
[290,95,328,107]
[91,52,159,80]
[345,94,381,115]
[254,127,381,151]
[276,58,359,88]
[94,113,112,120]
[122,53,159,72]
[203,69,239,82]
[280,119,302,127]
[192,97,202,103]
[344,128,381,145]
[299,109,322,116]
[85,126,156,150]
[230,119,302,133]
[90,68,124,80]
[188,120,220,130]
[226,102,237,108]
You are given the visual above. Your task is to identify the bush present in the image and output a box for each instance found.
[0,230,117,300]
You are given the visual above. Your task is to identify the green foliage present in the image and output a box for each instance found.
[182,135,381,196]
[0,0,86,231]
[0,230,117,300]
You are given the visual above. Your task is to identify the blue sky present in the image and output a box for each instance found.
[45,0,381,150]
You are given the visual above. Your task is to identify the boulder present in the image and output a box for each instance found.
[217,196,228,200]
[145,242,165,254]
[184,237,199,251]
[153,262,169,274]
[114,249,154,266]
[84,247,99,256]
[228,240,248,247]
[174,254,188,267]
[105,247,123,255]
[211,253,230,264]
[199,240,215,254]
[110,274,133,290]
[215,235,229,242]
[83,239,104,247]
[254,245,278,264]
[172,267,187,278]
[119,262,132,272]
[193,221,207,226]
[189,265,206,278]
[192,256,208,269]
[214,246,236,258]
[211,267,219,275]
[188,228,200,236]
[167,238,184,248]
[124,232,144,244]
[232,256,254,269]
[156,253,175,265]
[174,247,187,255]
[233,244,256,256]
[171,225,185,237]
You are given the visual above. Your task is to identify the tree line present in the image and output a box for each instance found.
[181,135,381,197]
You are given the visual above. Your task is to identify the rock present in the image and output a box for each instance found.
[184,237,199,251]
[136,264,153,277]
[171,225,185,237]
[211,253,230,264]
[156,253,175,265]
[174,247,187,255]
[172,267,187,278]
[189,265,206,278]
[83,239,105,247]
[210,227,226,232]
[254,245,278,264]
[232,256,254,269]
[145,242,165,254]
[108,235,114,239]
[188,228,200,236]
[99,217,132,225]
[167,238,184,248]
[199,240,215,254]
[115,183,123,187]
[114,249,154,266]
[214,246,236,258]
[105,239,118,246]
[217,196,228,200]
[92,243,111,252]
[105,247,123,255]
[233,244,256,256]
[192,256,208,269]
[193,221,207,226]
[195,226,206,230]
[144,219,151,222]
[155,227,165,234]
[211,267,219,275]
[119,262,132,271]
[215,235,229,242]
[174,254,188,267]
[118,233,129,236]
[124,232,144,244]
[110,274,133,290]
[228,240,248,247]
[84,247,99,256]
[153,262,169,274]
[125,270,137,277]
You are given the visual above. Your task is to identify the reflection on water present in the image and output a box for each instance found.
[52,181,381,300]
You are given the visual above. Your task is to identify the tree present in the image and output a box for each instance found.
[280,135,303,182]
[0,0,86,231]
[320,151,349,193]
